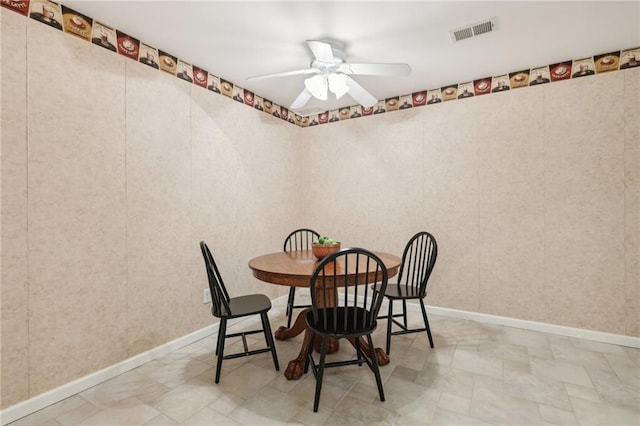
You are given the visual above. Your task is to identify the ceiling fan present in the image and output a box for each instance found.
[246,40,412,110]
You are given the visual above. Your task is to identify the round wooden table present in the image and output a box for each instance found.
[248,249,401,380]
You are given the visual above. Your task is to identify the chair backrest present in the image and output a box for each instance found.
[396,231,438,297]
[283,228,320,252]
[200,241,231,317]
[310,247,388,333]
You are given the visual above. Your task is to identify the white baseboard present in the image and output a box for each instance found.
[407,303,640,349]
[2,295,637,424]
[1,324,221,425]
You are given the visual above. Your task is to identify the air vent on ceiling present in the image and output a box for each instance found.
[450,17,497,42]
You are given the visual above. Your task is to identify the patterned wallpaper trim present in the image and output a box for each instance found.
[3,0,640,128]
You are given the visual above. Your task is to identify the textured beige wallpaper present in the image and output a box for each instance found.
[0,9,300,409]
[1,7,30,409]
[26,17,129,398]
[624,70,640,337]
[303,69,640,337]
[1,5,639,412]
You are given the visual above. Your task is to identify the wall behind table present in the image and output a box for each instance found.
[302,69,640,337]
[0,10,299,409]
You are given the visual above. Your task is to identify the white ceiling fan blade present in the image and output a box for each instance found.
[246,68,317,81]
[344,76,378,107]
[306,40,334,63]
[341,63,412,76]
[328,73,350,99]
[290,88,313,110]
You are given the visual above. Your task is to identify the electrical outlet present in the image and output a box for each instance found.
[203,288,212,304]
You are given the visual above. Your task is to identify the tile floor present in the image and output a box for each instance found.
[8,305,640,425]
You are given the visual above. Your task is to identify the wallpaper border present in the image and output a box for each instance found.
[2,0,639,128]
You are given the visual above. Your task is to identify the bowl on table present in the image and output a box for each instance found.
[311,242,341,260]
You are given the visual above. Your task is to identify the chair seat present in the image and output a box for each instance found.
[305,307,377,338]
[373,283,423,300]
[214,294,272,319]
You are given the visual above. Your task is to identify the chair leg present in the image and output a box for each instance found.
[366,333,385,402]
[386,299,393,355]
[304,330,315,374]
[420,299,434,348]
[402,299,408,329]
[261,312,279,371]
[215,320,224,355]
[286,287,296,328]
[313,336,328,412]
[215,319,227,384]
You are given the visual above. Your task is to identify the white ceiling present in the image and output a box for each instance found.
[64,1,640,112]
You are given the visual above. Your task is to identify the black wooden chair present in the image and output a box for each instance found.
[373,231,438,354]
[200,241,279,383]
[304,247,388,412]
[283,228,320,328]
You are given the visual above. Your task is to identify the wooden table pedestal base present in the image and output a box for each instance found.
[275,308,389,380]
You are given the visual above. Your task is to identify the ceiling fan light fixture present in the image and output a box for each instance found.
[252,40,410,110]
[304,74,328,100]
[328,73,350,99]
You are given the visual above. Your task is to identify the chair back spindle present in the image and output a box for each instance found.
[310,248,388,336]
[375,231,438,354]
[283,228,319,252]
[283,228,320,328]
[200,241,231,317]
[396,232,437,297]
[305,247,388,412]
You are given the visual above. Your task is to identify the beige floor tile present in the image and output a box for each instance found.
[207,393,247,417]
[623,347,640,366]
[564,383,603,403]
[503,369,572,411]
[550,340,612,370]
[133,356,213,390]
[79,370,172,408]
[530,356,593,387]
[438,391,471,415]
[287,370,353,409]
[75,397,160,425]
[7,311,639,426]
[180,407,239,425]
[451,347,504,379]
[291,400,334,425]
[389,365,419,382]
[344,381,378,404]
[570,396,640,426]
[538,403,579,425]
[423,345,455,367]
[569,337,629,356]
[391,395,439,425]
[469,387,541,425]
[143,413,178,425]
[382,375,440,413]
[416,365,475,398]
[590,377,640,409]
[502,327,551,348]
[151,380,224,423]
[228,387,306,424]
[430,408,493,425]
[478,341,530,364]
[215,362,281,399]
[9,396,94,426]
[503,358,531,377]
[330,395,398,424]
